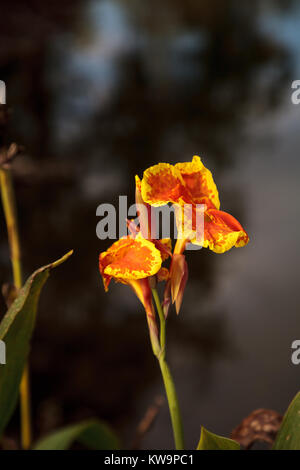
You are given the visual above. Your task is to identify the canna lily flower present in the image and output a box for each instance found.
[140,156,249,313]
[99,233,163,355]
[141,156,249,254]
[99,234,162,291]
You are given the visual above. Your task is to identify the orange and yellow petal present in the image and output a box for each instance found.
[135,174,142,192]
[175,156,220,210]
[141,163,189,206]
[99,237,131,290]
[99,259,112,291]
[202,209,249,254]
[99,251,115,291]
[101,235,162,281]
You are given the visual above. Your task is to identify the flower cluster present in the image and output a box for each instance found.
[99,156,249,329]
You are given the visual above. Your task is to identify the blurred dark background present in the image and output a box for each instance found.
[0,0,300,449]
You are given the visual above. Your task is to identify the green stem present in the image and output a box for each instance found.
[158,357,184,450]
[151,288,185,450]
[0,167,32,450]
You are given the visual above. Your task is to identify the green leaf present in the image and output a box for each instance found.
[273,391,300,450]
[33,419,119,450]
[0,250,73,436]
[197,427,240,450]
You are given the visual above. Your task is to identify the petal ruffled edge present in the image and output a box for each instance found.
[202,209,249,253]
[99,235,162,286]
[175,156,220,210]
[141,163,188,206]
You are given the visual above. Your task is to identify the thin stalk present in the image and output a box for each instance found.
[19,365,31,449]
[151,288,185,450]
[0,167,31,450]
[158,357,184,450]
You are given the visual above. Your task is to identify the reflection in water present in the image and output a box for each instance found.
[0,0,299,448]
